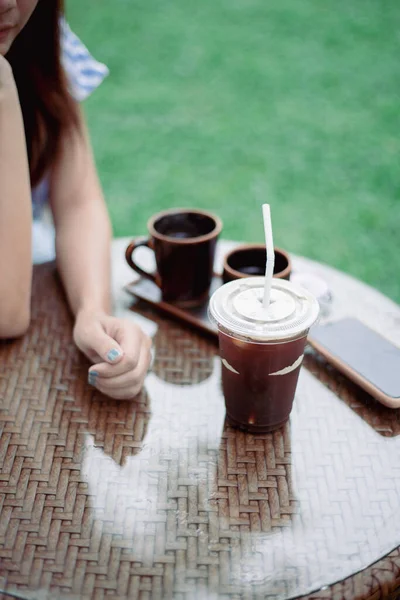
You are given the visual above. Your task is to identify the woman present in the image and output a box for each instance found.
[0,0,151,399]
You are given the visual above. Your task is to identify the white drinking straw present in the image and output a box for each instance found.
[262,203,275,310]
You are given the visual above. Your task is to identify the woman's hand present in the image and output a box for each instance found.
[73,309,152,400]
[0,55,15,93]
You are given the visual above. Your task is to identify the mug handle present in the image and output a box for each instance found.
[125,237,157,284]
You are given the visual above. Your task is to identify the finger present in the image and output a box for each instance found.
[90,343,152,391]
[89,333,151,378]
[92,364,148,400]
[79,320,124,366]
[94,382,142,400]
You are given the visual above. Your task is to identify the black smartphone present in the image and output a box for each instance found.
[308,318,400,408]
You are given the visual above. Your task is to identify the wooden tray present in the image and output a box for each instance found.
[124,275,221,337]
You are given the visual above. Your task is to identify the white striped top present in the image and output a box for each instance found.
[60,19,109,102]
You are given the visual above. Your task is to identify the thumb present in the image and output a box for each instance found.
[84,326,124,365]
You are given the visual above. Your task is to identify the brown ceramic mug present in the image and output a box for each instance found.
[222,244,291,284]
[125,208,222,307]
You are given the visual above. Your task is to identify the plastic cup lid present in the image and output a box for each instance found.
[209,277,320,341]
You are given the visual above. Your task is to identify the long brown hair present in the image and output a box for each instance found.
[6,0,79,187]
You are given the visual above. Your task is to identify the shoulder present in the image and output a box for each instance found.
[60,19,109,102]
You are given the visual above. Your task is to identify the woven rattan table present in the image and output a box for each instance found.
[1,238,400,600]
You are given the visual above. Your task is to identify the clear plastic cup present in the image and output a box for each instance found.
[209,277,320,433]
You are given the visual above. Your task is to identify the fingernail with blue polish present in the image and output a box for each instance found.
[107,348,122,362]
[88,371,98,386]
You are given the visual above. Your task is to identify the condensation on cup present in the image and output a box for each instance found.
[209,277,320,433]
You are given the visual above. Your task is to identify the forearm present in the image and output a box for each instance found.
[54,195,112,317]
[0,74,32,336]
[48,107,151,400]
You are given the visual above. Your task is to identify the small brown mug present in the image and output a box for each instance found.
[222,244,291,284]
[125,208,222,307]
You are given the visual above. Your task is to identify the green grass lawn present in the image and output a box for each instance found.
[67,0,400,303]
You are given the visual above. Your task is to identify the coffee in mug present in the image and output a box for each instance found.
[125,208,222,307]
[223,244,291,284]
